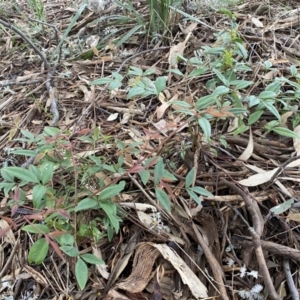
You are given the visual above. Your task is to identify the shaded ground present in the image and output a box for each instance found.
[1,0,300,299]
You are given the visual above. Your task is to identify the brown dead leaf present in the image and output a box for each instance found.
[181,22,198,35]
[287,213,300,222]
[293,125,300,156]
[0,219,15,244]
[156,103,170,119]
[23,265,48,286]
[280,111,294,128]
[168,32,192,68]
[117,243,160,293]
[92,245,110,279]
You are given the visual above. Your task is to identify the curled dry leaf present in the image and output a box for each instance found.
[287,213,300,222]
[168,32,192,68]
[121,112,131,124]
[92,245,109,279]
[117,243,161,293]
[156,103,170,119]
[0,219,15,244]
[181,22,198,35]
[280,111,294,127]
[137,211,154,228]
[23,265,48,286]
[150,243,208,299]
[120,202,157,212]
[292,124,300,165]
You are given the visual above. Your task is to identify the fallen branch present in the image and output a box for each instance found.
[283,259,299,300]
[192,223,229,300]
[221,179,281,300]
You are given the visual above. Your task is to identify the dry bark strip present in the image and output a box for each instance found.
[242,239,300,262]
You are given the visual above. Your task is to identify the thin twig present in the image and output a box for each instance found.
[268,154,300,185]
[221,179,281,300]
[0,238,19,278]
[0,78,44,87]
[283,259,299,300]
[192,223,229,300]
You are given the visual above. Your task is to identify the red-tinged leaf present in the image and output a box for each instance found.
[24,213,44,220]
[34,152,46,164]
[56,197,65,207]
[206,107,224,117]
[1,216,17,230]
[77,128,92,135]
[45,235,65,262]
[48,230,66,238]
[14,187,20,202]
[143,127,152,138]
[124,153,133,165]
[145,156,159,168]
[57,209,71,219]
[160,180,175,202]
[11,204,18,217]
[54,150,64,161]
[129,164,144,174]
[161,177,176,183]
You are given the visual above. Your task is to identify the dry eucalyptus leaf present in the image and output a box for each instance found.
[168,32,191,67]
[238,168,279,186]
[251,17,264,28]
[287,213,300,222]
[238,128,253,161]
[293,125,300,155]
[107,113,118,121]
[120,203,157,212]
[150,243,208,299]
[0,219,15,244]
